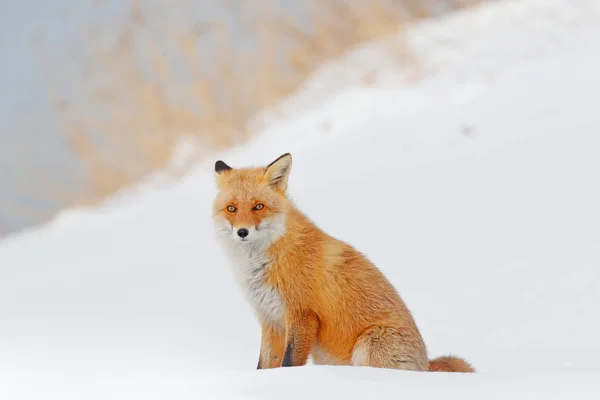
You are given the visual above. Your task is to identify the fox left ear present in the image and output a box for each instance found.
[264,153,292,192]
[215,160,232,175]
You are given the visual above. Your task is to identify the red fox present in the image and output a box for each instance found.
[213,153,474,373]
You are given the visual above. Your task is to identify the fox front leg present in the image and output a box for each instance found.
[282,311,319,367]
[257,324,285,369]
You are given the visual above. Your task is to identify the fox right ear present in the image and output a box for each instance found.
[264,153,292,192]
[215,160,232,174]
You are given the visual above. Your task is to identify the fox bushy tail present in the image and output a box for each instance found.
[428,356,475,373]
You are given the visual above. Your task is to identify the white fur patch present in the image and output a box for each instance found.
[311,344,348,366]
[214,214,287,328]
[351,344,370,367]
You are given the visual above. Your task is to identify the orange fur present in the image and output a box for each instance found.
[429,356,476,373]
[213,154,474,373]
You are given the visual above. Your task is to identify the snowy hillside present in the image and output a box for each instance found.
[2,0,600,399]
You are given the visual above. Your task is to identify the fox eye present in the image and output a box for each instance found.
[226,205,237,213]
[253,204,264,211]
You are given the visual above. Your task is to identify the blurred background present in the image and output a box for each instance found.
[0,0,484,238]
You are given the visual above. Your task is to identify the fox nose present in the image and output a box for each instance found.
[237,228,249,238]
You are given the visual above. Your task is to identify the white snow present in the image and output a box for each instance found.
[2,0,600,398]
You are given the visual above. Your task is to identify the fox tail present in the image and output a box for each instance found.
[428,355,475,373]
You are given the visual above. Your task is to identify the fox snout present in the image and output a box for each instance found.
[232,225,256,242]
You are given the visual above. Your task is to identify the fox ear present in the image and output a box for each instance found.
[215,160,232,175]
[264,153,292,192]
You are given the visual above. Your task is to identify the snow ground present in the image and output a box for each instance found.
[1,0,600,398]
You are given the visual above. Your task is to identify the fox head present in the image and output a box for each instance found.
[212,153,292,244]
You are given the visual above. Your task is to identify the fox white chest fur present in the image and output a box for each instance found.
[214,216,286,328]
